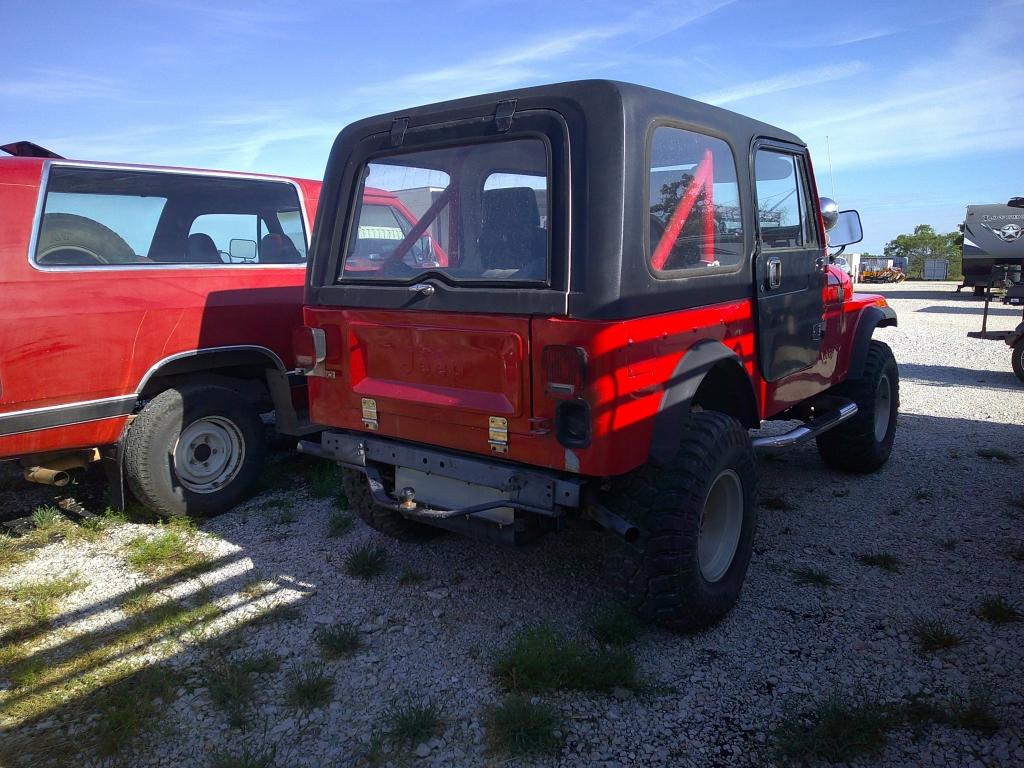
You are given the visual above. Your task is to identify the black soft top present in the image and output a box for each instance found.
[309,79,809,319]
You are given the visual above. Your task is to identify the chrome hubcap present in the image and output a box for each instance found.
[698,469,744,583]
[173,416,244,494]
[874,373,892,442]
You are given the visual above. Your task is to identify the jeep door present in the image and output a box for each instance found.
[751,142,826,381]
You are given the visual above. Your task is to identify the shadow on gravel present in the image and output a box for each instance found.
[899,363,1023,392]
[914,304,1023,318]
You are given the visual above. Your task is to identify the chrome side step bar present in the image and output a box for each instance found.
[751,400,858,450]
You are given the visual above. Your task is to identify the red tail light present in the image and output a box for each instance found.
[542,345,587,399]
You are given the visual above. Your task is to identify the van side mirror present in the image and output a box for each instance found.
[828,210,863,248]
[229,238,258,263]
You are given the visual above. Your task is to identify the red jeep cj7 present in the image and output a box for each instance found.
[299,81,898,630]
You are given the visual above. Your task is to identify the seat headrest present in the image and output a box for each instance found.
[259,233,303,264]
[185,232,222,263]
[481,187,540,230]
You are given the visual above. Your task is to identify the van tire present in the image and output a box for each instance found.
[124,384,265,517]
[816,340,898,473]
[341,468,442,542]
[606,411,758,633]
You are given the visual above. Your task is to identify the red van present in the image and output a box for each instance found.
[0,142,320,517]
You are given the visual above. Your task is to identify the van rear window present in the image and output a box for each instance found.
[340,138,549,284]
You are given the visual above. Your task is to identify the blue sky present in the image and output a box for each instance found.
[3,0,1022,253]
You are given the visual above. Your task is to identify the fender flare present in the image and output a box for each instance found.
[847,305,898,379]
[1005,321,1024,348]
[649,340,759,467]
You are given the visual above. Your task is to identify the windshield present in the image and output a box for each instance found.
[339,138,549,284]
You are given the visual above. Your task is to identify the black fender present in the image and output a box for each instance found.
[847,305,898,379]
[649,340,759,467]
[1005,321,1024,348]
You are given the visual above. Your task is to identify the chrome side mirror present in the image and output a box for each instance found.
[819,197,839,231]
[828,210,864,248]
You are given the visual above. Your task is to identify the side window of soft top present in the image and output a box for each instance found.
[647,126,744,276]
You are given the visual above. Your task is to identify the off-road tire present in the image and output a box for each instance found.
[606,411,758,633]
[1011,338,1024,384]
[36,213,135,265]
[124,384,265,517]
[341,467,442,542]
[816,340,898,473]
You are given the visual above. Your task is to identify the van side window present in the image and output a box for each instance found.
[754,150,815,250]
[34,166,306,268]
[647,126,744,275]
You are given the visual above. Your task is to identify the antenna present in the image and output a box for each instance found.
[825,135,836,200]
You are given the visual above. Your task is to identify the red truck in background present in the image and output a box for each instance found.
[0,141,322,517]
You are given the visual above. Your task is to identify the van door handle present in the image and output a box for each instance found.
[409,283,435,296]
[767,257,782,289]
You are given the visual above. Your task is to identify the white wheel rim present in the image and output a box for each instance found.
[874,373,892,442]
[173,416,244,494]
[698,469,744,583]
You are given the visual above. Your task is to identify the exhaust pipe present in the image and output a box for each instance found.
[587,504,640,544]
[22,449,99,487]
[24,467,71,487]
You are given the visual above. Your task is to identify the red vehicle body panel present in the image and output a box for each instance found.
[305,266,886,478]
[0,156,321,460]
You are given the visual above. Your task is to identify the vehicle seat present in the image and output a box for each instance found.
[259,233,303,263]
[478,187,546,277]
[185,233,222,263]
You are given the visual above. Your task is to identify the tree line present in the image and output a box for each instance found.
[859,225,964,280]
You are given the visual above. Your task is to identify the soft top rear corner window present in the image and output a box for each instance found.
[338,138,550,285]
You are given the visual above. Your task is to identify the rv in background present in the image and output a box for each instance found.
[959,198,1024,295]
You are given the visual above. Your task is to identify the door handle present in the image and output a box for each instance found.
[408,283,435,296]
[767,257,782,289]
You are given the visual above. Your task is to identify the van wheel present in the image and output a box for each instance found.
[340,468,442,542]
[607,411,757,633]
[124,384,265,517]
[1012,339,1024,384]
[816,340,898,473]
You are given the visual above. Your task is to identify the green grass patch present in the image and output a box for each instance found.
[94,665,181,755]
[208,744,280,768]
[1008,494,1024,512]
[124,521,206,573]
[911,616,963,653]
[940,538,958,551]
[286,662,334,709]
[976,595,1021,625]
[1012,545,1024,563]
[493,625,636,693]
[344,543,387,580]
[31,505,62,529]
[317,621,362,659]
[976,448,1018,465]
[308,462,343,499]
[327,510,354,538]
[239,653,281,675]
[946,690,1002,736]
[208,658,256,727]
[398,569,428,586]
[0,534,29,574]
[774,694,893,764]
[585,601,641,646]
[486,694,562,757]
[386,699,444,746]
[791,566,835,588]
[2,572,87,626]
[856,552,902,573]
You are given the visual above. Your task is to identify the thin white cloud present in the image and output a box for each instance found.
[697,61,866,106]
[353,0,736,107]
[0,68,123,102]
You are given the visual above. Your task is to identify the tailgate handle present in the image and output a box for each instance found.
[409,283,435,296]
[767,256,782,289]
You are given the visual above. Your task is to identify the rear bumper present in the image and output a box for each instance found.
[300,430,584,518]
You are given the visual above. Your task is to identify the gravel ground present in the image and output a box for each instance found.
[0,281,1021,767]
